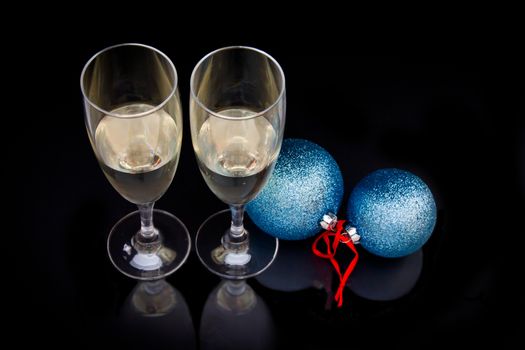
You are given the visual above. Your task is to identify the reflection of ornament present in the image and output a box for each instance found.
[256,239,332,292]
[247,139,344,240]
[347,249,423,301]
[347,168,437,258]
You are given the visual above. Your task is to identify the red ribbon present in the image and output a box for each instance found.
[312,220,359,308]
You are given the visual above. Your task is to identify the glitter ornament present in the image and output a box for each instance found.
[247,139,344,240]
[347,168,437,258]
[248,138,437,307]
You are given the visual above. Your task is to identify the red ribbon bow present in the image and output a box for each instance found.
[312,220,359,308]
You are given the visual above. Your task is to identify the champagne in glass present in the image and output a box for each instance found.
[95,104,180,204]
[195,108,279,205]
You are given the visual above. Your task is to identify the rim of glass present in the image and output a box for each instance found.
[80,43,178,119]
[190,46,286,121]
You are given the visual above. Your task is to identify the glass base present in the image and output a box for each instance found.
[107,209,191,280]
[196,209,278,279]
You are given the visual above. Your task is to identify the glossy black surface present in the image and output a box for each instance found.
[17,31,524,348]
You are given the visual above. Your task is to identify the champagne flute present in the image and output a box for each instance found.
[190,46,286,279]
[81,43,190,280]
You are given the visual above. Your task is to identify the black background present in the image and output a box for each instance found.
[15,24,524,348]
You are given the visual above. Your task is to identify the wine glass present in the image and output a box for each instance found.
[190,46,286,279]
[81,43,190,280]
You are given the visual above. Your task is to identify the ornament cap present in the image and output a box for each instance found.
[320,212,338,231]
[343,223,360,244]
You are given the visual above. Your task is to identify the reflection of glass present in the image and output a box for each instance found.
[256,239,332,292]
[190,46,286,279]
[200,280,275,350]
[117,279,196,349]
[347,249,423,301]
[81,44,190,280]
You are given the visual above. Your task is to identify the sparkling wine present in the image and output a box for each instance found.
[95,104,180,204]
[196,108,279,205]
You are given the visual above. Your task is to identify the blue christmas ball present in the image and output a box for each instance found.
[347,168,437,258]
[247,139,344,240]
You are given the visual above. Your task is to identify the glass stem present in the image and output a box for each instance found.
[225,279,247,295]
[138,202,158,243]
[221,204,249,255]
[229,204,247,241]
